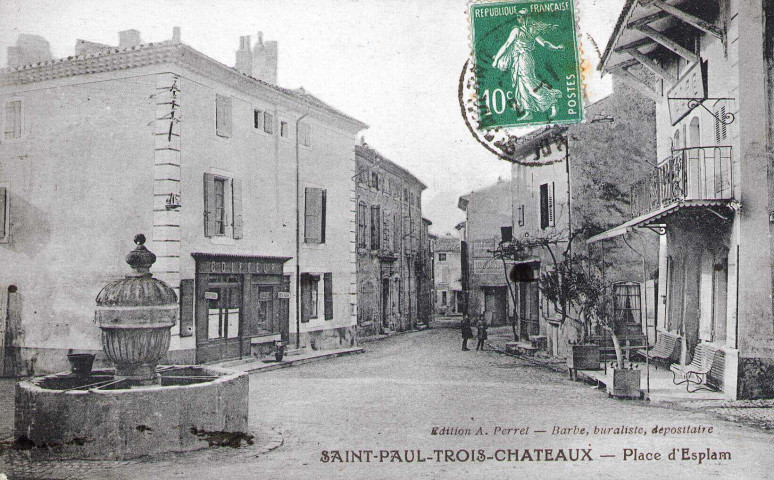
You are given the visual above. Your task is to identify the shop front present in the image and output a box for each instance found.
[192,254,291,363]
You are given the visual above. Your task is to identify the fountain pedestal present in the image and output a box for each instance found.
[13,235,250,460]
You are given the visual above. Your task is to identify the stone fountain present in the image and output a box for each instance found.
[14,235,250,460]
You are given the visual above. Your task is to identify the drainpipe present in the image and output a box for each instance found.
[295,104,310,349]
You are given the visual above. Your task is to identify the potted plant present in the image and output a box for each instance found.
[67,352,96,376]
[537,248,604,378]
[595,288,642,399]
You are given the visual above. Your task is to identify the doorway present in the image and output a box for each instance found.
[484,287,507,326]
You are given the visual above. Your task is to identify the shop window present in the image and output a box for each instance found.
[301,274,320,322]
[215,94,232,138]
[263,112,274,134]
[324,272,333,320]
[206,275,242,339]
[299,122,311,146]
[370,205,380,250]
[304,187,327,244]
[4,101,22,140]
[613,282,642,336]
[203,173,243,239]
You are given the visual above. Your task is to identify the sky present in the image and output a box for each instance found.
[0,0,625,235]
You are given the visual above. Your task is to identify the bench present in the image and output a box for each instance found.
[670,344,723,393]
[636,331,681,369]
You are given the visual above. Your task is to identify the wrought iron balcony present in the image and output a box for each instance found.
[630,146,732,219]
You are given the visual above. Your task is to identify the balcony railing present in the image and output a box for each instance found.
[630,146,732,219]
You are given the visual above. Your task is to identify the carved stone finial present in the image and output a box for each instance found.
[125,234,156,276]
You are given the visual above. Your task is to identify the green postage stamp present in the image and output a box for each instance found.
[469,0,583,129]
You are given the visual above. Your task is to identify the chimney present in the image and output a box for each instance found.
[118,29,143,49]
[6,34,52,68]
[235,35,252,75]
[172,26,181,43]
[252,31,278,84]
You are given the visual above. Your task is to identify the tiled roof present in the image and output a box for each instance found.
[0,38,368,130]
[435,236,461,252]
[355,144,427,189]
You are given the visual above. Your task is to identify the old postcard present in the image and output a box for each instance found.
[0,0,773,478]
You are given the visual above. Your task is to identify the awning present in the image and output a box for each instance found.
[587,200,733,244]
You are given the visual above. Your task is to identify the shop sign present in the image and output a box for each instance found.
[201,259,283,275]
[667,60,708,125]
[278,292,291,299]
[204,291,219,300]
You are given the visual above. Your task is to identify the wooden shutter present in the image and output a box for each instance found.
[548,182,555,227]
[0,187,6,238]
[179,279,195,337]
[203,173,217,237]
[539,183,549,230]
[320,189,327,244]
[216,95,232,138]
[324,272,333,320]
[304,187,322,243]
[301,275,310,322]
[232,178,243,239]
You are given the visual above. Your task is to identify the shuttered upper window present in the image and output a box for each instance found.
[539,182,555,230]
[370,205,380,250]
[0,185,8,242]
[215,95,232,138]
[304,187,326,244]
[299,123,311,146]
[203,173,243,239]
[4,101,21,140]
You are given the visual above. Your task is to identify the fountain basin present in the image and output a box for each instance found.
[14,366,249,460]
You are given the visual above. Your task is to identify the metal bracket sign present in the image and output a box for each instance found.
[667,60,708,125]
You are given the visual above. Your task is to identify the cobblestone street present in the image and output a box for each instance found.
[2,326,774,479]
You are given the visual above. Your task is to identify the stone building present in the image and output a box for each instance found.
[0,28,367,375]
[502,76,657,358]
[433,234,463,316]
[458,178,513,327]
[592,0,774,399]
[354,143,429,336]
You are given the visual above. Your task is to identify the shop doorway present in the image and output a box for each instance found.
[483,287,507,326]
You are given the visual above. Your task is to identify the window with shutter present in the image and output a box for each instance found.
[232,178,243,239]
[547,182,555,227]
[4,101,21,140]
[324,273,333,320]
[263,112,274,134]
[370,206,380,250]
[301,274,319,321]
[518,204,525,227]
[203,173,217,237]
[357,201,367,247]
[0,186,7,240]
[299,122,311,146]
[539,183,549,230]
[215,95,232,138]
[253,109,263,130]
[304,187,326,244]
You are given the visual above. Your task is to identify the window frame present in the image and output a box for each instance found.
[299,122,311,147]
[3,100,23,142]
[438,253,447,262]
[0,183,9,243]
[263,111,274,134]
[301,273,320,321]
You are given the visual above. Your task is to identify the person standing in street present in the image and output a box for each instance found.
[476,321,488,351]
[461,317,473,351]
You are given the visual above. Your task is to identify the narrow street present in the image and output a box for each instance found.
[125,325,773,479]
[3,325,773,479]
